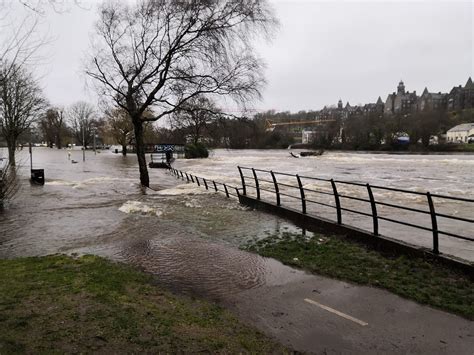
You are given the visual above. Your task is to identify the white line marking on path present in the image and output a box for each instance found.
[304,298,368,326]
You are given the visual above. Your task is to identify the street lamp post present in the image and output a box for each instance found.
[93,129,96,155]
[82,121,86,162]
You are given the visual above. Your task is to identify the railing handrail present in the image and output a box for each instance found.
[169,167,474,255]
[238,166,474,202]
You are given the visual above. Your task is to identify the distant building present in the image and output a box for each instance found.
[363,96,385,115]
[302,130,317,144]
[447,77,474,111]
[343,102,362,119]
[418,87,447,111]
[301,77,473,139]
[316,100,344,121]
[384,80,418,115]
[446,123,474,143]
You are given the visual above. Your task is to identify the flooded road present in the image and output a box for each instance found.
[0,147,473,301]
[0,147,311,299]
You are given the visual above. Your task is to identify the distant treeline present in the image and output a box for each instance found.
[6,107,472,153]
[162,107,474,151]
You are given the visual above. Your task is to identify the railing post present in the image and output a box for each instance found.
[330,179,342,224]
[180,171,184,179]
[296,174,306,214]
[223,184,229,198]
[237,166,246,196]
[252,168,260,200]
[213,180,217,192]
[196,177,200,186]
[270,171,280,206]
[366,184,378,235]
[427,192,439,254]
[203,178,208,190]
[185,173,189,183]
[190,174,195,183]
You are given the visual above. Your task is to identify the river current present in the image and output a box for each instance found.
[0,148,472,297]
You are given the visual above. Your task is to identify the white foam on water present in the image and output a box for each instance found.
[155,183,212,196]
[118,200,162,216]
[184,198,202,208]
[325,155,474,166]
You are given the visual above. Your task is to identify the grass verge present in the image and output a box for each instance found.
[0,255,286,353]
[243,232,474,319]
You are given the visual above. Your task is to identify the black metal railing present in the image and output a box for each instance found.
[169,167,241,198]
[237,166,474,255]
[169,166,473,256]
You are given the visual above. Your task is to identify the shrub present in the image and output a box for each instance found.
[184,142,209,159]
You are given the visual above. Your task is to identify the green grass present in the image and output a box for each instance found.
[243,232,474,319]
[0,255,286,353]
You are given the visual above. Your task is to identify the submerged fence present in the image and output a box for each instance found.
[169,168,240,198]
[169,166,474,256]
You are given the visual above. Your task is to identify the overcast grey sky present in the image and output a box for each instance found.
[4,0,474,113]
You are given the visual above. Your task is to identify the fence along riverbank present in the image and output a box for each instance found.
[168,167,473,273]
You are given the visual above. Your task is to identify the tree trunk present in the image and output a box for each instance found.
[56,134,62,149]
[133,120,149,187]
[122,144,127,156]
[7,139,16,167]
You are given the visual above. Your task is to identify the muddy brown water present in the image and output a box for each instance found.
[0,147,473,301]
[0,148,310,299]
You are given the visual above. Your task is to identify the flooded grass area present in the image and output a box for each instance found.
[0,255,287,353]
[1,147,473,315]
[243,231,474,319]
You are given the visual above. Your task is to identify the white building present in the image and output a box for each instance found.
[302,130,317,144]
[446,123,474,143]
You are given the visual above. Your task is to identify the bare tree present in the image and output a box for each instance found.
[171,96,219,145]
[105,107,134,155]
[86,0,277,187]
[39,107,66,148]
[0,6,50,82]
[67,101,97,148]
[0,62,47,166]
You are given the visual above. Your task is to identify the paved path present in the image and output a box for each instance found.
[101,225,473,354]
[224,268,474,354]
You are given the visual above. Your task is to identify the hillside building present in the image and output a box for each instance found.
[418,88,448,111]
[447,77,474,111]
[384,81,418,115]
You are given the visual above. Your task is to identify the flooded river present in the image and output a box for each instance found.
[0,147,473,298]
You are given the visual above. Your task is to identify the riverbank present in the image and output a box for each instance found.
[289,143,474,154]
[0,255,286,353]
[243,232,474,320]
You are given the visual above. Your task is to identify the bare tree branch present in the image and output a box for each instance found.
[86,0,278,187]
[0,61,47,166]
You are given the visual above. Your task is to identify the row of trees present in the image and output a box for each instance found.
[2,0,278,191]
[249,108,473,150]
[341,109,470,150]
